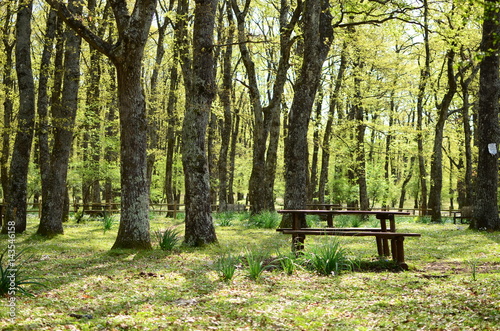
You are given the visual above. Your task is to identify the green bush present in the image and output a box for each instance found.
[0,248,46,297]
[305,239,353,276]
[245,249,272,280]
[102,214,115,233]
[215,212,235,227]
[248,211,280,229]
[154,228,181,251]
[215,253,239,282]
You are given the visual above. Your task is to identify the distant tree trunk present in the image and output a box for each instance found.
[147,11,167,190]
[227,97,242,204]
[38,1,82,236]
[164,0,183,210]
[399,156,415,210]
[0,1,15,204]
[104,63,118,205]
[428,49,456,223]
[207,111,218,205]
[417,0,430,215]
[318,52,347,204]
[308,91,323,203]
[217,4,235,212]
[472,0,500,230]
[283,0,333,227]
[82,0,103,209]
[180,0,218,246]
[3,0,36,234]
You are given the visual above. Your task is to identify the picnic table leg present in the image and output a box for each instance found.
[292,234,305,253]
[378,217,390,256]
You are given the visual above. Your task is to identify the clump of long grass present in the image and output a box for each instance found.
[305,239,353,276]
[0,248,47,297]
[245,249,272,280]
[247,211,280,229]
[215,253,239,282]
[154,228,181,251]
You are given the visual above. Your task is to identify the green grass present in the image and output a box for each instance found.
[1,214,500,330]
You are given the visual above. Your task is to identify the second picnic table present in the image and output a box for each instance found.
[276,209,420,269]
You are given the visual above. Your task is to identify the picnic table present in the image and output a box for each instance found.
[277,209,420,269]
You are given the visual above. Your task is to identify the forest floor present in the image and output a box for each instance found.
[1,212,499,330]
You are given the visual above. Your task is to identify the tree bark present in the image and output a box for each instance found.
[38,0,82,236]
[416,0,430,215]
[472,0,500,230]
[0,1,15,206]
[427,49,457,223]
[181,0,218,246]
[3,0,36,234]
[283,0,333,226]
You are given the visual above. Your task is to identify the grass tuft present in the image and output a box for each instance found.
[154,227,181,251]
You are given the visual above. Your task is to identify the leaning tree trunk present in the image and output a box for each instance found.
[38,2,82,236]
[3,0,36,234]
[427,49,457,223]
[282,0,333,227]
[181,0,218,246]
[472,0,500,230]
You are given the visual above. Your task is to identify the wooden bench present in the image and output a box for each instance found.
[452,206,473,224]
[277,210,420,270]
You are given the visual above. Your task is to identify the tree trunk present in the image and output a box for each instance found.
[46,0,157,248]
[472,0,500,230]
[318,52,347,204]
[0,1,15,205]
[283,0,333,227]
[428,49,456,223]
[3,0,36,234]
[181,0,218,246]
[38,1,82,236]
[217,4,235,212]
[308,92,323,203]
[417,0,430,215]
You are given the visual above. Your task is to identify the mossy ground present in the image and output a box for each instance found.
[1,213,499,330]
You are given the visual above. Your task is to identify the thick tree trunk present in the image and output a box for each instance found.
[3,0,36,234]
[472,0,500,230]
[283,0,333,227]
[181,0,218,246]
[38,3,82,236]
[428,49,456,223]
[111,59,151,249]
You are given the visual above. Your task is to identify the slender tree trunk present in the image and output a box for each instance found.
[181,0,218,246]
[428,49,457,223]
[3,0,36,233]
[283,0,333,226]
[308,92,323,203]
[472,0,500,230]
[417,0,430,215]
[0,1,15,204]
[318,52,346,204]
[38,1,82,236]
[218,4,235,211]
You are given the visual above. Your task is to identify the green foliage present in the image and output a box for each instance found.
[305,239,353,276]
[215,253,239,282]
[0,248,46,297]
[154,228,181,251]
[248,211,280,229]
[102,214,115,233]
[245,249,272,280]
[214,212,235,227]
[277,252,298,275]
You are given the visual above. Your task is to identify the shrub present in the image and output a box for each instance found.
[0,248,46,297]
[305,239,352,276]
[277,252,298,275]
[245,249,272,280]
[102,214,115,233]
[215,212,235,227]
[154,228,181,251]
[215,253,239,282]
[248,211,280,229]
